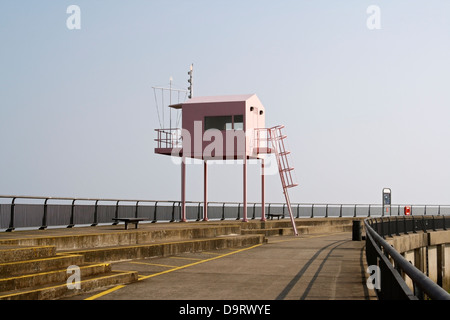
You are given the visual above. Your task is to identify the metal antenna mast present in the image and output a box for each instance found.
[152,65,192,129]
[169,76,173,130]
[187,63,193,99]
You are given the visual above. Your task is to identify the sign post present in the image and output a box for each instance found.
[382,188,391,216]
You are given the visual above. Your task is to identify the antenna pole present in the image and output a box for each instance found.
[188,64,193,99]
[169,76,173,130]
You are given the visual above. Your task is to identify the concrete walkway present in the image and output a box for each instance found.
[68,231,376,300]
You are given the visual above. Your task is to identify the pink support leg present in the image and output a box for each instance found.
[203,160,208,221]
[181,156,187,222]
[243,156,248,222]
[261,158,266,221]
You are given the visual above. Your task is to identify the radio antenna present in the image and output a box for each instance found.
[152,64,192,129]
[187,63,193,99]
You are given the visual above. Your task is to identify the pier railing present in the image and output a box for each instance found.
[1,195,450,232]
[365,217,450,300]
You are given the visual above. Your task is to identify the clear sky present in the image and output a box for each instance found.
[1,1,450,205]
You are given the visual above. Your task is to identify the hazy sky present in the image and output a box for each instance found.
[1,1,450,205]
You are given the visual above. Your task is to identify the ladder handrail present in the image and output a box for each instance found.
[266,126,299,235]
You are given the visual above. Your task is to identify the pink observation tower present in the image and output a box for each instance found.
[154,65,299,235]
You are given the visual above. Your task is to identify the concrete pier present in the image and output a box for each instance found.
[386,230,450,292]
[73,232,376,300]
[0,218,374,300]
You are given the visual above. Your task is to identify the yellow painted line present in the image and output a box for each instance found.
[84,285,126,300]
[0,263,110,282]
[0,271,135,300]
[0,245,55,252]
[85,243,263,300]
[0,253,83,267]
[169,256,203,261]
[0,225,239,243]
[66,237,226,254]
[128,261,177,268]
[139,244,262,281]
[0,230,144,242]
[269,232,347,244]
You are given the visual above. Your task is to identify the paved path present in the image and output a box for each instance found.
[68,232,376,300]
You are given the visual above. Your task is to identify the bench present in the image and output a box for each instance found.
[112,218,150,230]
[267,213,283,220]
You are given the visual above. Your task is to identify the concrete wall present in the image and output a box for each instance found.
[386,230,450,292]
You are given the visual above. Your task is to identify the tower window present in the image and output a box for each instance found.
[233,115,244,130]
[205,116,232,131]
[204,115,244,131]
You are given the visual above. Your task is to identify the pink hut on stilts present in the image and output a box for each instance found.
[154,68,299,235]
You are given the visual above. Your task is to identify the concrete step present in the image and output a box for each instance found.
[0,253,84,277]
[0,263,111,292]
[0,224,243,250]
[241,228,292,236]
[62,234,265,263]
[0,245,56,263]
[0,270,138,300]
[239,218,355,234]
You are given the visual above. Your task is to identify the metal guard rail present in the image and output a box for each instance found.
[2,195,450,232]
[364,217,450,300]
[0,195,295,231]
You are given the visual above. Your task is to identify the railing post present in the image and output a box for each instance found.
[221,203,225,220]
[414,282,424,300]
[6,197,16,232]
[39,198,49,230]
[339,204,343,218]
[236,203,241,220]
[311,204,314,218]
[282,203,286,219]
[112,200,120,225]
[91,200,98,227]
[197,202,202,221]
[404,216,408,235]
[152,201,158,223]
[368,204,371,217]
[296,204,300,218]
[67,199,76,228]
[395,215,400,236]
[387,217,391,237]
[252,203,256,220]
[325,204,328,218]
[170,201,176,222]
[353,204,357,218]
[135,201,140,219]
